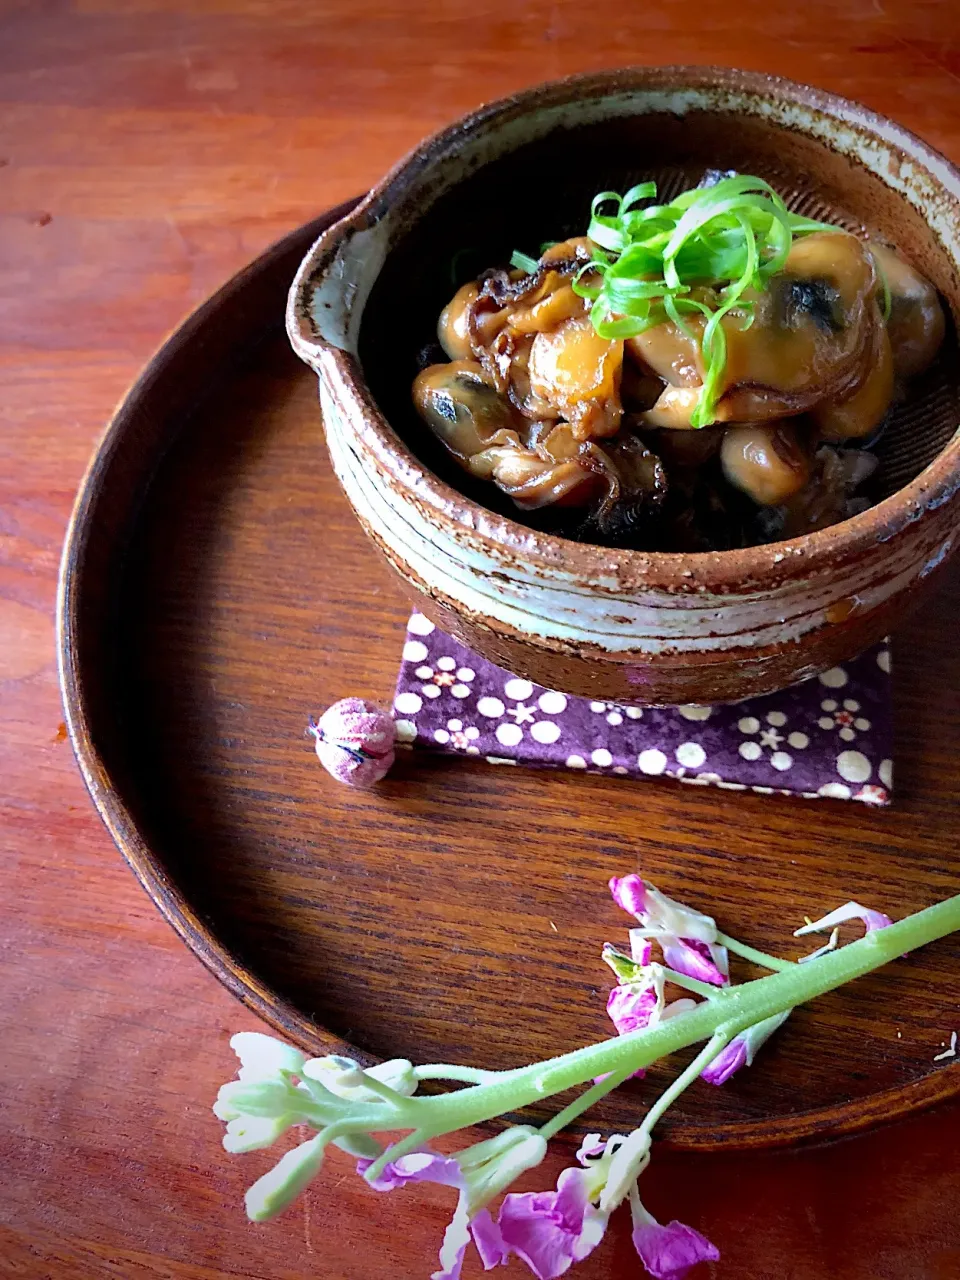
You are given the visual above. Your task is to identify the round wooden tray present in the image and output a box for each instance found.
[58,202,960,1150]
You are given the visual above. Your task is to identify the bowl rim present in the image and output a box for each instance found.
[288,65,960,594]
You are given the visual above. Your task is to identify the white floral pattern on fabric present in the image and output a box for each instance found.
[589,700,644,727]
[816,698,872,742]
[818,666,849,689]
[407,612,436,637]
[415,661,460,698]
[736,710,809,772]
[393,620,893,806]
[854,784,889,806]
[836,750,872,784]
[433,717,481,753]
[472,680,567,748]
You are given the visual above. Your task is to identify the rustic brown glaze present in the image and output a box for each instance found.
[288,67,960,705]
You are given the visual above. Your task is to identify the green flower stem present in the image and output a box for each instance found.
[538,1065,637,1142]
[364,1127,428,1180]
[596,1033,729,1211]
[717,930,795,972]
[638,1032,728,1137]
[350,1072,415,1108]
[659,968,725,999]
[391,895,960,1139]
[415,1065,500,1084]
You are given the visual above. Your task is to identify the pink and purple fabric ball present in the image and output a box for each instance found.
[311,698,396,788]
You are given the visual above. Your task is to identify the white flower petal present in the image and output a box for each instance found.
[230,1032,306,1080]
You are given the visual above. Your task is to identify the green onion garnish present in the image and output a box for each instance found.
[510,250,540,274]
[566,176,835,427]
[868,247,892,322]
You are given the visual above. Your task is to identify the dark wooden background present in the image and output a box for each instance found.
[4,3,960,1277]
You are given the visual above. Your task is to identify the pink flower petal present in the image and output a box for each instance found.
[630,934,654,966]
[607,984,659,1035]
[700,1037,747,1086]
[862,909,894,933]
[794,900,892,938]
[700,1010,790,1085]
[432,1199,472,1280]
[499,1169,608,1280]
[575,1135,606,1165]
[632,1219,720,1279]
[471,1208,509,1270]
[360,1152,508,1277]
[661,938,727,986]
[499,1193,581,1279]
[357,1151,463,1192]
[609,874,648,919]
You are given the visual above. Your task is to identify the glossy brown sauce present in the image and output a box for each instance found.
[411,227,944,551]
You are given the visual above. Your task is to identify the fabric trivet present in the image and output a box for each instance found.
[394,613,893,805]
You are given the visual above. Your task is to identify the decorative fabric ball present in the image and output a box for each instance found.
[310,698,396,788]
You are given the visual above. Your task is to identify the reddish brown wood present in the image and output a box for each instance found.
[5,4,960,1278]
[59,218,960,1150]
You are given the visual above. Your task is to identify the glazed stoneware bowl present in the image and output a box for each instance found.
[287,66,960,704]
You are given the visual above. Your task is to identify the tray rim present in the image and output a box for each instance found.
[56,204,960,1152]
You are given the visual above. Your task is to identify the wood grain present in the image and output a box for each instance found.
[60,229,960,1148]
[5,2,960,1277]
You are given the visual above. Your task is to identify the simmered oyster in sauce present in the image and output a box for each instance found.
[411,177,945,551]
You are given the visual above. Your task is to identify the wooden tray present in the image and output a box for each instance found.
[58,202,960,1150]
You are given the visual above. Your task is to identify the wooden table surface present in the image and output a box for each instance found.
[4,4,960,1278]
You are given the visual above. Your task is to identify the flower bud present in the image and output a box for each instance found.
[310,698,396,788]
[245,1134,326,1222]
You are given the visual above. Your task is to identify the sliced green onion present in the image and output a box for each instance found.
[578,176,839,425]
[508,176,851,426]
[869,247,892,322]
[509,250,540,274]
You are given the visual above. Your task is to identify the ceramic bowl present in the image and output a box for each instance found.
[286,66,960,704]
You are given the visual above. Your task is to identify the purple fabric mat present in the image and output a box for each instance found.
[393,614,893,805]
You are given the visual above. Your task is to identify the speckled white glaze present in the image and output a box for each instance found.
[287,67,960,703]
